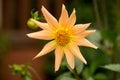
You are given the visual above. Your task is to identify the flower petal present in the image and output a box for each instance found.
[59,4,69,26]
[67,9,76,27]
[31,19,48,29]
[55,47,64,71]
[69,44,87,64]
[77,38,98,49]
[27,30,53,40]
[74,30,96,39]
[80,30,96,38]
[33,41,56,59]
[41,6,58,29]
[72,23,91,34]
[64,48,75,69]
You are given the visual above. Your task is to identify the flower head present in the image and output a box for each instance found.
[27,4,97,71]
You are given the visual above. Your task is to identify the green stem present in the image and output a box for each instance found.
[72,69,81,80]
[93,0,102,29]
[67,66,80,80]
[111,43,117,80]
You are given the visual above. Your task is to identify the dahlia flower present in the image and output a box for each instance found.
[27,4,97,71]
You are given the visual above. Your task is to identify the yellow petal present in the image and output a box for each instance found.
[77,38,98,49]
[69,44,87,64]
[64,48,75,69]
[55,47,64,71]
[72,23,91,34]
[67,9,76,27]
[33,41,56,59]
[27,30,53,40]
[41,6,58,29]
[59,4,69,26]
[31,19,48,29]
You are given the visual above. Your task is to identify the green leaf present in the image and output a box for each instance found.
[26,76,32,80]
[94,73,107,80]
[87,77,94,80]
[102,64,120,72]
[75,57,84,74]
[56,72,75,80]
[25,71,32,80]
[12,64,22,74]
[82,67,91,78]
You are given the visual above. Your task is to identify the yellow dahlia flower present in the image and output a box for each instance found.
[27,4,97,71]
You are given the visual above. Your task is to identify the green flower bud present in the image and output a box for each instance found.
[27,18,38,29]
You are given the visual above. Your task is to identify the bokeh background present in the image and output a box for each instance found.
[0,0,120,80]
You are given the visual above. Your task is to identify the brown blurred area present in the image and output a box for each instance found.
[0,0,65,80]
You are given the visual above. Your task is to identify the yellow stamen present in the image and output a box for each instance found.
[55,30,70,46]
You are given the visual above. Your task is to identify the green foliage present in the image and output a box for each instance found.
[94,73,107,80]
[102,64,120,73]
[56,72,76,80]
[10,64,32,80]
[31,9,44,21]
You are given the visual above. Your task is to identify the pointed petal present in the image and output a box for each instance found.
[59,4,69,26]
[77,38,98,49]
[74,30,96,39]
[27,30,53,40]
[80,30,96,38]
[72,23,91,34]
[64,48,75,69]
[69,44,87,64]
[67,9,76,27]
[31,19,48,29]
[41,6,58,29]
[33,41,56,59]
[55,47,64,71]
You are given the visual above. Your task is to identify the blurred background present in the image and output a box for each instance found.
[0,0,120,80]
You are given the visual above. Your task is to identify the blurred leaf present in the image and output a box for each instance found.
[56,72,75,80]
[25,72,32,80]
[87,77,94,80]
[57,77,76,80]
[26,76,32,80]
[75,57,84,74]
[81,48,110,75]
[82,67,91,78]
[20,70,26,77]
[11,64,22,74]
[94,73,107,80]
[101,29,117,43]
[10,64,32,80]
[102,64,120,72]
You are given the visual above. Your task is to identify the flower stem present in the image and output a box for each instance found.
[67,66,81,80]
[111,46,117,80]
[72,69,81,80]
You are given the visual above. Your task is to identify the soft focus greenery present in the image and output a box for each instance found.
[10,64,32,80]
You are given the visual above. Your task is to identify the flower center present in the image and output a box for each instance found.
[55,30,70,46]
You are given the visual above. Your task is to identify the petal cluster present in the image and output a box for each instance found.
[27,4,97,71]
